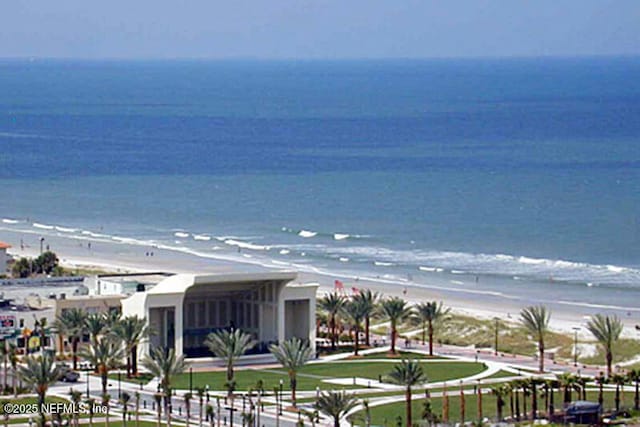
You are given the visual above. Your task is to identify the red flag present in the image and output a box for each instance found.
[334,279,344,290]
[351,286,360,294]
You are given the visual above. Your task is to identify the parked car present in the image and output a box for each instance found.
[58,364,80,383]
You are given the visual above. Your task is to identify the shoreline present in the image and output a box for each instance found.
[2,228,638,339]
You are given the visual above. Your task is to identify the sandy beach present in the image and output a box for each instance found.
[2,227,638,340]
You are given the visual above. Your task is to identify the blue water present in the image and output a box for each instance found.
[1,57,640,293]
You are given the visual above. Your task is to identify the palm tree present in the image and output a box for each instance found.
[69,389,83,427]
[0,341,7,392]
[80,336,125,394]
[387,359,427,427]
[134,391,141,427]
[586,314,623,377]
[153,392,163,427]
[353,289,380,347]
[196,387,205,427]
[102,393,111,427]
[8,345,17,396]
[520,305,550,372]
[595,372,607,408]
[112,315,150,378]
[184,392,193,426]
[104,310,122,328]
[269,337,313,406]
[314,391,358,427]
[142,347,187,426]
[413,301,450,356]
[85,313,107,345]
[379,297,412,353]
[611,373,626,412]
[18,353,61,427]
[556,372,577,405]
[627,369,640,410]
[54,308,88,370]
[318,293,346,351]
[491,385,509,421]
[120,391,131,427]
[205,329,256,386]
[86,398,96,427]
[343,299,368,355]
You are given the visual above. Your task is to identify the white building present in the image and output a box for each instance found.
[0,242,10,274]
[121,271,317,359]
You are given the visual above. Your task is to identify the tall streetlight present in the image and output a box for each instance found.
[278,379,284,416]
[39,237,45,255]
[572,327,580,367]
[493,317,500,356]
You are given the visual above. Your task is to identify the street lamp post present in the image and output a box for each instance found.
[278,379,283,416]
[118,371,122,398]
[189,367,193,394]
[39,237,45,255]
[494,318,500,356]
[573,327,580,367]
[86,371,90,398]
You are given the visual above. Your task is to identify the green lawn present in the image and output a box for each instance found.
[173,361,486,392]
[107,372,155,385]
[483,370,519,380]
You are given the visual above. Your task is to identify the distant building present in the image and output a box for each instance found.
[122,271,318,359]
[0,242,10,274]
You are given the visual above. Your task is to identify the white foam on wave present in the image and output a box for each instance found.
[2,218,20,224]
[279,249,290,255]
[55,226,78,233]
[451,270,466,274]
[174,232,189,238]
[224,239,270,251]
[450,280,464,285]
[298,230,317,238]
[81,230,110,238]
[33,223,54,230]
[339,257,349,262]
[193,234,211,241]
[374,261,395,267]
[334,233,350,241]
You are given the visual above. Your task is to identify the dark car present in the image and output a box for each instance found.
[58,364,80,383]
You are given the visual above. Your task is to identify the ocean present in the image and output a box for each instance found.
[1,57,639,313]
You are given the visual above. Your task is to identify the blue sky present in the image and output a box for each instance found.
[2,0,639,59]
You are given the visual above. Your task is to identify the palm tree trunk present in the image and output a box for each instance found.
[38,392,46,427]
[421,322,426,345]
[72,338,79,370]
[428,320,433,356]
[635,379,639,410]
[330,315,336,351]
[126,354,132,378]
[531,382,537,420]
[390,320,397,353]
[291,375,297,406]
[405,387,412,427]
[102,372,108,395]
[615,384,620,412]
[477,388,483,421]
[549,385,555,419]
[157,403,162,427]
[365,316,371,347]
[132,346,138,376]
[515,390,520,421]
[509,390,514,420]
[538,342,544,372]
[607,351,613,377]
[136,397,140,427]
[354,323,360,356]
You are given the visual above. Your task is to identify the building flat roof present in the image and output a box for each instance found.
[147,271,298,295]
